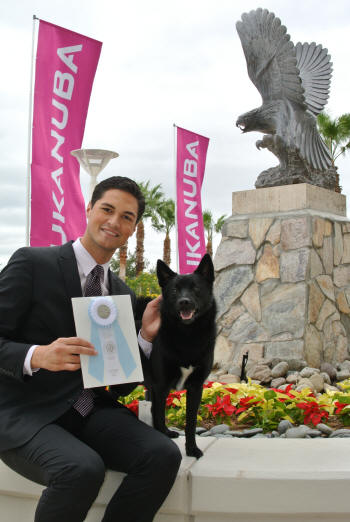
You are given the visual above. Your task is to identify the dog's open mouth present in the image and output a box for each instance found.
[179,309,195,322]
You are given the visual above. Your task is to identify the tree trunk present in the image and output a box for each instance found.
[119,240,128,281]
[163,233,171,266]
[136,220,145,275]
[206,239,213,258]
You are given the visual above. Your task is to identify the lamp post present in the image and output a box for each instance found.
[71,148,119,199]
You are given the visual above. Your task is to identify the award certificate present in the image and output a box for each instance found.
[72,295,144,388]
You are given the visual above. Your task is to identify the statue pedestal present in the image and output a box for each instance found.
[214,183,350,370]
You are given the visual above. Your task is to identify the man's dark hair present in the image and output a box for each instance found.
[91,176,145,223]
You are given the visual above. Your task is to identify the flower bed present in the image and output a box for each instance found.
[119,379,350,432]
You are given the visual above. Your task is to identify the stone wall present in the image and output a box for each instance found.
[213,184,350,372]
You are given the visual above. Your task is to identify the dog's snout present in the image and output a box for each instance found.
[178,297,191,309]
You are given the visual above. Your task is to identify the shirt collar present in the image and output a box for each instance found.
[72,238,110,282]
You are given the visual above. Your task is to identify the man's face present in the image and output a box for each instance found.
[81,188,138,262]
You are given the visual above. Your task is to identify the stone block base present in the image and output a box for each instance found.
[214,184,350,369]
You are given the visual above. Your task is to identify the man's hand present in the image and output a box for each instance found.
[31,337,97,372]
[140,295,162,342]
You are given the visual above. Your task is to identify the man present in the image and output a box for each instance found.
[0,176,182,522]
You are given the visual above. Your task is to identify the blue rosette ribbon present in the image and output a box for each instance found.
[88,296,137,383]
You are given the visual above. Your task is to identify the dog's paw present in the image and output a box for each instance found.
[165,428,180,438]
[186,445,203,459]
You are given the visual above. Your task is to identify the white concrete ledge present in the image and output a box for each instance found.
[1,437,350,522]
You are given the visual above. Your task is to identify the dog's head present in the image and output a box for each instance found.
[156,254,214,324]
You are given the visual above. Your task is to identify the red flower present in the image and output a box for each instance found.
[166,390,185,408]
[334,401,347,415]
[225,387,238,395]
[271,383,295,398]
[235,396,261,415]
[296,401,329,426]
[203,381,215,388]
[205,394,236,418]
[126,399,139,416]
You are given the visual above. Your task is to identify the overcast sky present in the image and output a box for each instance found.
[1,0,349,270]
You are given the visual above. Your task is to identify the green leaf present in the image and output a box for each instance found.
[264,390,277,400]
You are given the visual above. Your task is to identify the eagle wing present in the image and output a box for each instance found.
[236,8,305,106]
[295,42,332,116]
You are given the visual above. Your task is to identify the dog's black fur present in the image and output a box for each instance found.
[142,254,216,458]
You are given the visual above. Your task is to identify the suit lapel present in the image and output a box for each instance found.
[58,241,83,299]
[108,269,122,295]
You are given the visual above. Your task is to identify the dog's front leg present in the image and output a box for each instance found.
[151,388,179,439]
[185,382,203,458]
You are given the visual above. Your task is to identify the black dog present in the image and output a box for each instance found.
[143,254,216,458]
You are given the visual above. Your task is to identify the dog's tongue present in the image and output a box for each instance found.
[180,310,194,321]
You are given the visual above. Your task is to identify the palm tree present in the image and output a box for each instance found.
[203,210,227,257]
[118,240,128,281]
[151,198,175,266]
[317,112,350,193]
[136,181,164,275]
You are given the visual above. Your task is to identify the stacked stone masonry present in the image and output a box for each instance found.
[213,209,350,372]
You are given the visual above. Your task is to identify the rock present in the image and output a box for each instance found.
[223,219,248,239]
[286,373,299,384]
[228,364,242,376]
[320,362,337,381]
[304,324,323,368]
[312,217,327,248]
[310,250,324,278]
[316,423,334,435]
[316,299,337,331]
[281,217,311,250]
[218,374,241,384]
[278,420,293,434]
[246,364,272,383]
[300,367,320,378]
[306,430,322,437]
[266,220,281,245]
[324,383,340,393]
[256,244,280,283]
[242,428,264,437]
[287,359,307,371]
[270,377,286,388]
[321,372,331,385]
[214,266,253,319]
[249,217,273,249]
[296,378,313,392]
[214,238,256,272]
[321,236,333,275]
[342,234,350,263]
[261,283,306,339]
[271,361,289,378]
[209,424,230,435]
[329,429,350,438]
[309,373,325,393]
[285,425,311,438]
[339,360,350,372]
[228,313,268,344]
[337,370,350,381]
[308,281,325,323]
[333,265,350,288]
[316,275,335,301]
[196,427,207,434]
[280,248,309,283]
[334,222,344,266]
[336,290,350,314]
[232,344,264,366]
[241,283,261,322]
[276,383,295,391]
[213,335,233,367]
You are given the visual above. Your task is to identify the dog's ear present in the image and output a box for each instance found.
[195,253,214,284]
[157,259,177,288]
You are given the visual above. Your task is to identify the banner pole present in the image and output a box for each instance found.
[26,15,38,246]
[173,123,179,272]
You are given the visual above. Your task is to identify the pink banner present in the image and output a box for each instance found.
[176,126,209,274]
[30,20,102,246]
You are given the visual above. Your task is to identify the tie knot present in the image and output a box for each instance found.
[92,264,104,279]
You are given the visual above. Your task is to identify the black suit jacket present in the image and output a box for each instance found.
[0,241,139,452]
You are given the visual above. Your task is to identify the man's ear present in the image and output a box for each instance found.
[86,201,92,217]
[157,259,176,288]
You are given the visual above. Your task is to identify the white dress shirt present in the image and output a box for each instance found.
[24,239,152,375]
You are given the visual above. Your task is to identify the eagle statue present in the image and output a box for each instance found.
[236,8,337,190]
